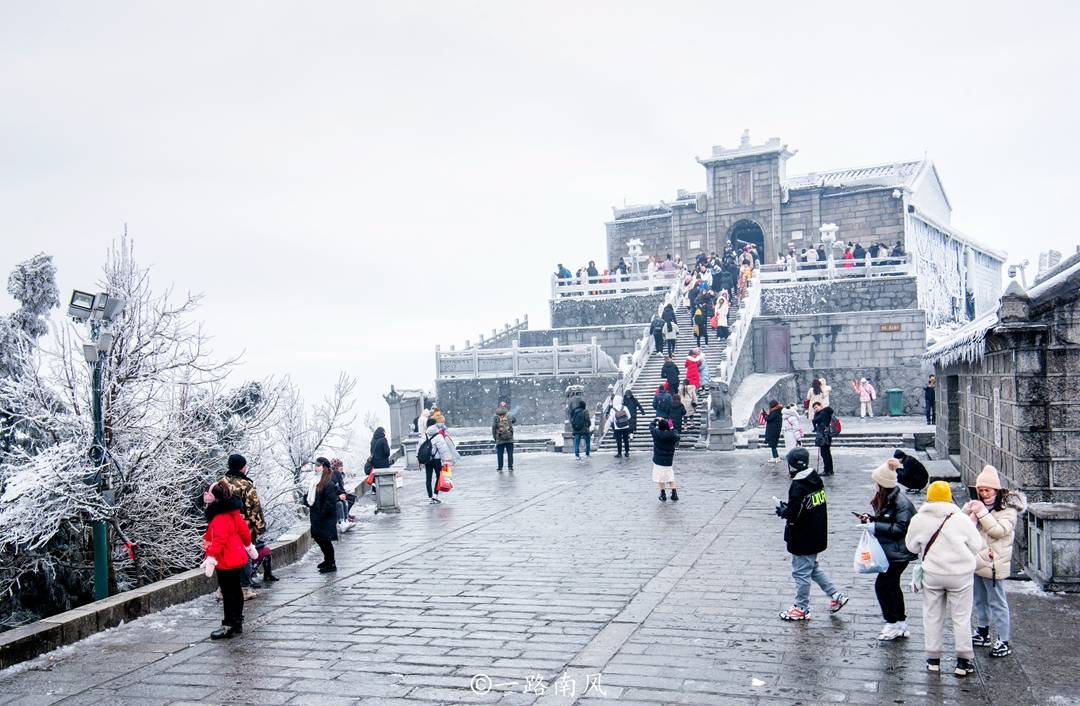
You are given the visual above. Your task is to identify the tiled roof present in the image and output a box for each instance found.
[784,160,924,191]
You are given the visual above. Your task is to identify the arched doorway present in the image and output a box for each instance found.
[728,219,765,258]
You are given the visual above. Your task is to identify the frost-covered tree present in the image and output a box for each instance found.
[0,241,365,627]
[0,253,60,454]
[0,241,278,621]
[275,372,357,485]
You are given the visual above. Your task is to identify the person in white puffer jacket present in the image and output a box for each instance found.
[905,481,985,678]
[962,465,1027,659]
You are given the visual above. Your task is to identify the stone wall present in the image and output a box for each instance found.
[934,285,1080,504]
[436,373,619,428]
[519,324,645,360]
[550,292,665,328]
[818,188,906,248]
[760,276,919,316]
[752,309,929,416]
[605,213,673,270]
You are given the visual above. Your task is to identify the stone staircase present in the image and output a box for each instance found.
[751,428,909,449]
[455,438,555,456]
[599,301,740,452]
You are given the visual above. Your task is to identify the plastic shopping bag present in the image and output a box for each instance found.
[910,562,924,593]
[853,528,889,574]
[436,467,454,493]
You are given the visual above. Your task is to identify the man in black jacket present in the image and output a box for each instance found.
[775,448,848,621]
[811,402,835,476]
[661,356,680,393]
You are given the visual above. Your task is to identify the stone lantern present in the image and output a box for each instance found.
[819,223,839,270]
[627,238,644,275]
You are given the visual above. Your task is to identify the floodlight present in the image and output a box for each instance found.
[68,290,95,320]
[82,344,99,363]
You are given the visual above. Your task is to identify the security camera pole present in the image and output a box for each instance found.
[68,290,126,600]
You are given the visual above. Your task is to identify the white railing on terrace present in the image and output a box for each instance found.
[462,315,529,350]
[757,254,911,284]
[551,270,677,300]
[435,339,616,380]
[717,276,760,385]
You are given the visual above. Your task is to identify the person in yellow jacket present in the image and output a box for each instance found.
[962,465,1027,659]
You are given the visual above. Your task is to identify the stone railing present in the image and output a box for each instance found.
[551,271,677,300]
[594,273,687,444]
[757,254,911,284]
[461,315,529,350]
[717,276,760,386]
[435,339,616,380]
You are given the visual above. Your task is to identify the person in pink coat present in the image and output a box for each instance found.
[852,377,877,417]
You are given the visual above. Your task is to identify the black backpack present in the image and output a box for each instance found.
[571,407,588,432]
[417,436,434,466]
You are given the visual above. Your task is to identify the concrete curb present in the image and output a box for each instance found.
[0,477,365,670]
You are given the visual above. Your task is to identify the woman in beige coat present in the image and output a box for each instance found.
[962,465,1026,659]
[805,377,831,420]
[905,481,985,678]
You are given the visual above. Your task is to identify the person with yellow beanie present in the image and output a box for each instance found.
[962,465,1027,659]
[857,459,917,640]
[906,480,985,677]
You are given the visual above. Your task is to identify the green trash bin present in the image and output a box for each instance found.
[886,388,903,417]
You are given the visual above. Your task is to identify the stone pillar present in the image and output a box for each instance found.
[383,386,424,448]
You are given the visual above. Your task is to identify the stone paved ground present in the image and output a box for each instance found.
[1,447,1078,706]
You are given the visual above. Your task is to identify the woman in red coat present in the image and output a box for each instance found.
[202,480,254,640]
[684,348,703,389]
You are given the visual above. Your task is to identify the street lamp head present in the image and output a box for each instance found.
[82,344,99,363]
[68,290,95,321]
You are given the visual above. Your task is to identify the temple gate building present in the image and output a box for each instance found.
[606,132,1006,326]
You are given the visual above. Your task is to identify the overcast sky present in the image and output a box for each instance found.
[2,1,1078,427]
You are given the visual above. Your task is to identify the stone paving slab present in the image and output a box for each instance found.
[0,449,1076,705]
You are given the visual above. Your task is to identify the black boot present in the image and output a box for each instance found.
[210,624,242,640]
[262,556,278,582]
[659,489,667,502]
[319,563,337,574]
[670,488,679,502]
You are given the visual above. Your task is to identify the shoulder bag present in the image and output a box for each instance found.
[911,514,952,593]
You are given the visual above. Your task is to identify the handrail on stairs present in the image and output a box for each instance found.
[701,268,761,445]
[595,273,690,446]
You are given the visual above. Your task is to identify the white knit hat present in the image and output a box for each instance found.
[871,458,901,489]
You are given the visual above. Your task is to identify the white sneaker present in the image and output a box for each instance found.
[877,623,902,641]
[896,620,910,638]
[242,588,258,601]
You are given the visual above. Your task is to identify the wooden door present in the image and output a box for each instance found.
[763,325,791,373]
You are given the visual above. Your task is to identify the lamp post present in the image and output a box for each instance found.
[68,290,126,601]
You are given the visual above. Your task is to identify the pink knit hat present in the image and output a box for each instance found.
[975,465,1002,489]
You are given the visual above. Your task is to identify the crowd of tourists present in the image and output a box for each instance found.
[772,446,1023,678]
[773,240,906,268]
[198,419,421,640]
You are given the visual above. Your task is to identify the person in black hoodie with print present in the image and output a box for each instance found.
[775,448,848,621]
